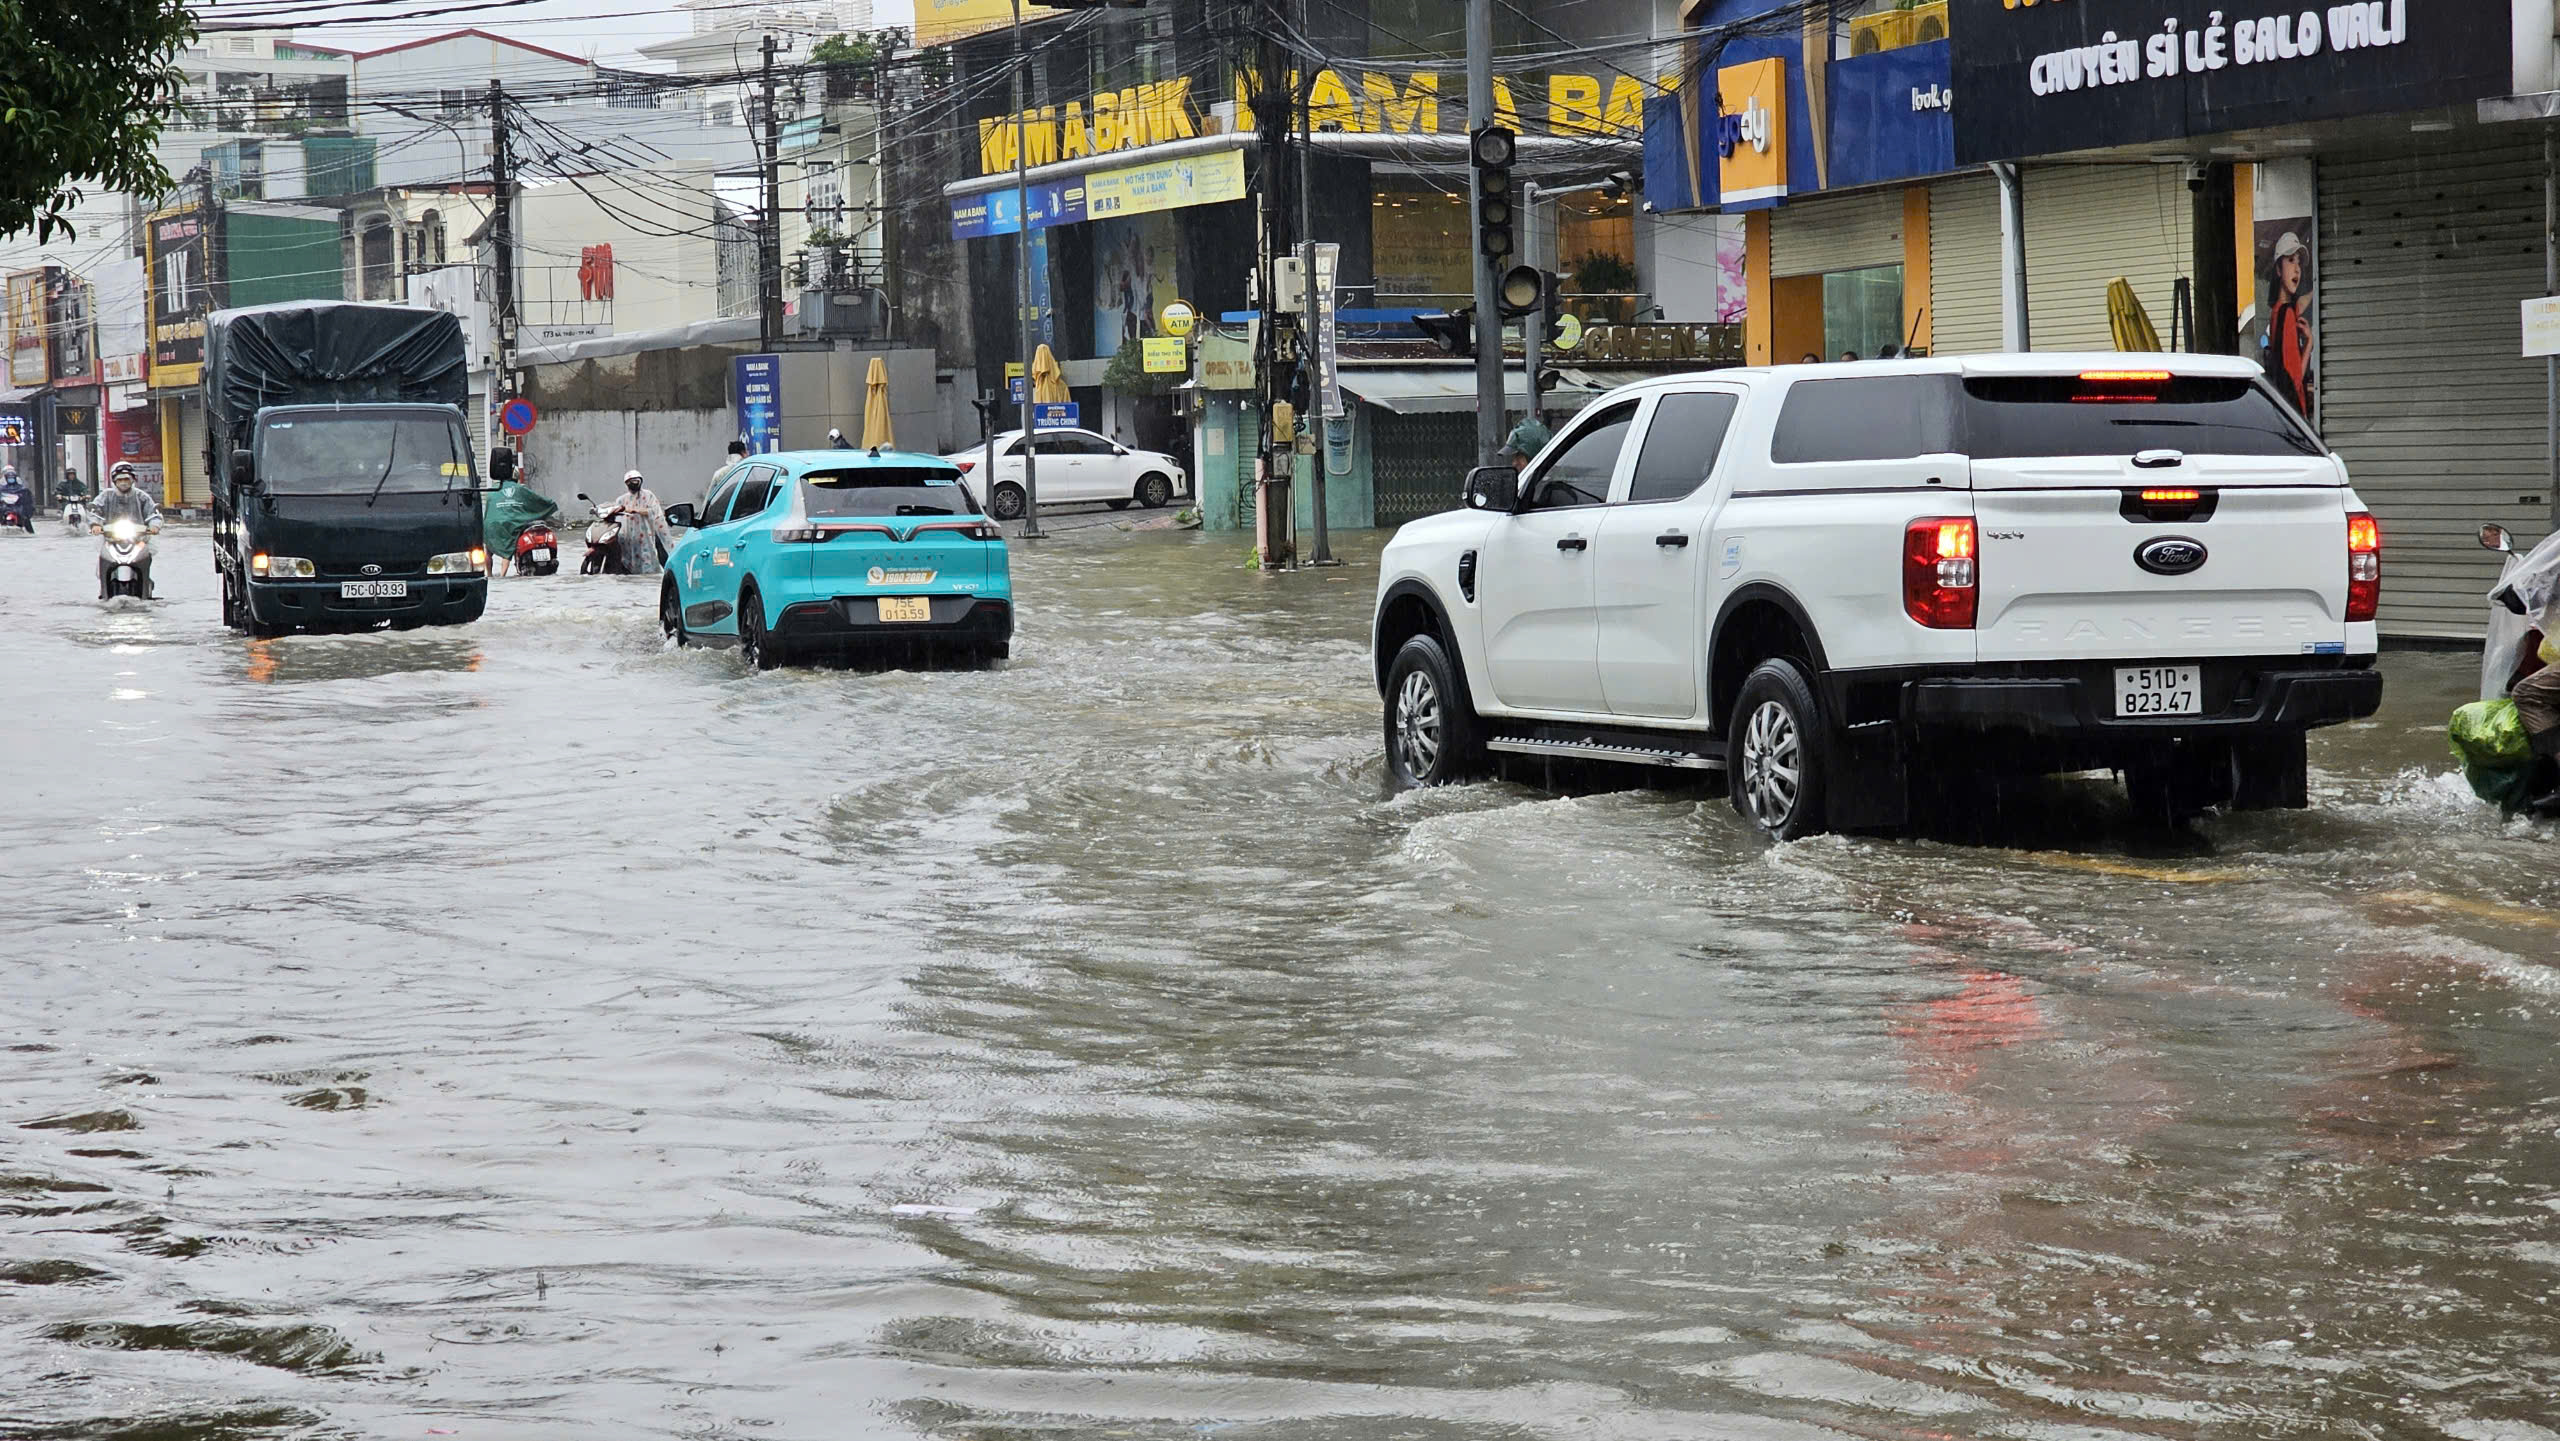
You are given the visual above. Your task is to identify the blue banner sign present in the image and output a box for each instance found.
[950,179,1088,239]
[1032,402,1079,429]
[733,353,782,454]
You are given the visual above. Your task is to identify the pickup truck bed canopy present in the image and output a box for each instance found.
[204,302,467,439]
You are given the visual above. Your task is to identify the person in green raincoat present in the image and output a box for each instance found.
[480,448,559,576]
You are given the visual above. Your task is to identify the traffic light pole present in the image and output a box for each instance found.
[1298,0,1335,568]
[1465,0,1501,467]
[1522,180,1543,427]
[1011,0,1043,538]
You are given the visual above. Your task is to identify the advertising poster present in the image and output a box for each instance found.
[6,271,47,387]
[102,404,163,494]
[146,206,218,388]
[733,353,781,454]
[1090,213,1179,360]
[47,268,95,384]
[2248,158,2318,428]
[1715,215,1748,325]
[1949,0,2512,164]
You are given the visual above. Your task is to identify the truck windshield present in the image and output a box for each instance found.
[260,413,476,495]
[1960,376,2323,459]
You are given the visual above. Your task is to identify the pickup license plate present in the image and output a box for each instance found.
[878,595,931,623]
[340,580,408,599]
[2116,665,2201,717]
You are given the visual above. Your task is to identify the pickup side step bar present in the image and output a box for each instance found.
[1486,726,1726,772]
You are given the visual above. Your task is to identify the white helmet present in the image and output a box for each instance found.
[623,469,644,483]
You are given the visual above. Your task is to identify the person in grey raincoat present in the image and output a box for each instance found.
[2493,527,2560,814]
[602,469,671,574]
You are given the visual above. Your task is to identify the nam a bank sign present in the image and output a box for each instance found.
[977,68,1668,175]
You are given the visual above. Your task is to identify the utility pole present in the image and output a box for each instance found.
[759,35,785,348]
[1465,0,1501,465]
[488,80,516,390]
[1253,16,1293,567]
[1297,0,1333,567]
[1010,0,1043,538]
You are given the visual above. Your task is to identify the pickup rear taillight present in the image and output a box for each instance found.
[1904,516,1977,629]
[2346,510,2380,623]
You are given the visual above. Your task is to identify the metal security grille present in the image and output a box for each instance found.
[1232,408,1259,531]
[1770,189,1902,278]
[1928,173,2003,356]
[179,403,210,507]
[2321,136,2550,640]
[1372,412,1474,528]
[2024,164,2192,353]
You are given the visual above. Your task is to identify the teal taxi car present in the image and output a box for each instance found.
[659,449,1013,668]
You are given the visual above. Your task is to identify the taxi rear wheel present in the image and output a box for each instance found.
[737,586,783,671]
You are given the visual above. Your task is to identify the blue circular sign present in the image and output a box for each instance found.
[500,398,538,436]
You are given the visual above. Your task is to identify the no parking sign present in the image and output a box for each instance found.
[500,398,539,436]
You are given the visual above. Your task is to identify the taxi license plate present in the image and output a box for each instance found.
[340,580,408,599]
[878,595,932,623]
[2116,665,2201,717]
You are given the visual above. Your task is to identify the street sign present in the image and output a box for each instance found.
[733,354,780,454]
[1008,375,1026,404]
[1551,312,1585,353]
[499,397,539,436]
[2526,296,2560,357]
[1141,336,1186,373]
[1033,401,1079,430]
[1159,299,1197,337]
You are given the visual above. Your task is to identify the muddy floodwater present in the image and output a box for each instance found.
[4,522,2557,1441]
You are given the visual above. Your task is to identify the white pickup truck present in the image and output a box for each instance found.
[1371,354,2384,837]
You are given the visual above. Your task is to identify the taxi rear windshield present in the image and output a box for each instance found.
[1960,375,2322,459]
[798,466,977,517]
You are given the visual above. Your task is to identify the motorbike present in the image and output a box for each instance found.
[61,498,89,535]
[0,485,32,533]
[575,493,628,575]
[96,517,158,601]
[2449,522,2560,815]
[514,520,560,576]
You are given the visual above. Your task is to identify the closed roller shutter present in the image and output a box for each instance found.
[2320,137,2548,640]
[1770,188,1902,278]
[178,401,209,507]
[1928,173,2003,356]
[2024,164,2192,353]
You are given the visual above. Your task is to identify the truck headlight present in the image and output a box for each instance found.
[425,548,488,575]
[251,554,316,578]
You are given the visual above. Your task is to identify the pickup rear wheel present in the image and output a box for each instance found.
[1729,658,1830,841]
[1383,633,1485,789]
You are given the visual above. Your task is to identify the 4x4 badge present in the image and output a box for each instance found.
[2135,536,2207,576]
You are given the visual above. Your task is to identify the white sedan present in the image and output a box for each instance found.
[942,429,1186,520]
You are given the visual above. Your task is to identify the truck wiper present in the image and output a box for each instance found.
[364,422,401,507]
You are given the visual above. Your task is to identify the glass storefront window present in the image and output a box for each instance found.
[1372,185,1471,306]
[1823,264,1905,359]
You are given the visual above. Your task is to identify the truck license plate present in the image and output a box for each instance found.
[878,595,931,623]
[2116,665,2201,717]
[340,580,409,599]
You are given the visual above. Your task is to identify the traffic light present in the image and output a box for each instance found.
[1470,124,1515,259]
[1538,269,1566,347]
[1412,307,1476,358]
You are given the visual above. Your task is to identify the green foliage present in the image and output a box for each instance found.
[1100,340,1180,397]
[0,0,195,240]
[1570,249,1638,296]
[810,31,878,66]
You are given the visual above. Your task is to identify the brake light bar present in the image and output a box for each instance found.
[2080,369,2172,382]
[2139,488,2201,503]
[2346,510,2381,622]
[1904,516,1978,629]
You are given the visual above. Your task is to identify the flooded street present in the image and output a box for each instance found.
[6,522,2559,1441]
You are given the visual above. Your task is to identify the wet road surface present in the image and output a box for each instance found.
[4,521,2557,1441]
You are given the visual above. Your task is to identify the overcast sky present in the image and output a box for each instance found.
[293,0,917,67]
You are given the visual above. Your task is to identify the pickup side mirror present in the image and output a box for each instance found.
[2480,523,2514,554]
[1463,464,1519,514]
[664,502,698,529]
[229,448,254,487]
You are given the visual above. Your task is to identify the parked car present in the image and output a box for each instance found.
[660,449,1013,668]
[1371,355,2384,837]
[942,428,1184,519]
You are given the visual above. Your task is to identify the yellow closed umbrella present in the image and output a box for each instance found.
[860,355,895,450]
[2106,278,2162,351]
[1030,343,1070,404]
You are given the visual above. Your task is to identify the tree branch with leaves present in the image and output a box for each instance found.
[1,0,195,240]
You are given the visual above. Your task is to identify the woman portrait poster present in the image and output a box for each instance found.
[2256,225,2316,426]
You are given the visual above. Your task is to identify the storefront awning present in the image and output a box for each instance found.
[1339,367,1662,415]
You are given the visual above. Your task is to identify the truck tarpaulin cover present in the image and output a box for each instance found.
[204,302,467,436]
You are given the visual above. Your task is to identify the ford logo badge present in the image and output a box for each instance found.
[360,563,382,576]
[2135,537,2207,576]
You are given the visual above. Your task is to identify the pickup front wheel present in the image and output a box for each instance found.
[1383,633,1485,788]
[1730,658,1831,841]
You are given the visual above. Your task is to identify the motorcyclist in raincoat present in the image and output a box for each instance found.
[480,449,559,575]
[2492,527,2560,815]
